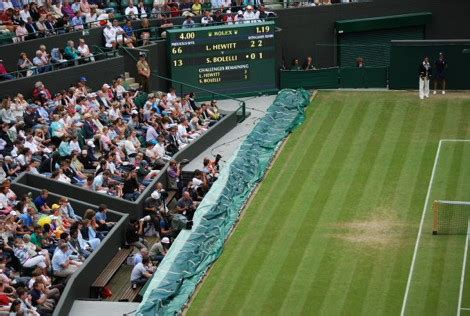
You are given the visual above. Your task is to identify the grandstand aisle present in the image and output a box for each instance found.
[183,95,276,172]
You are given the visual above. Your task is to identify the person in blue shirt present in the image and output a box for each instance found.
[58,136,72,158]
[95,204,115,232]
[133,247,149,265]
[19,207,35,229]
[34,189,51,213]
[122,19,135,38]
[51,243,82,277]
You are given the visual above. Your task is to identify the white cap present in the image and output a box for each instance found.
[87,140,95,148]
[151,191,161,200]
[161,237,170,244]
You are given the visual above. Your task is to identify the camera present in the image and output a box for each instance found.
[179,159,190,166]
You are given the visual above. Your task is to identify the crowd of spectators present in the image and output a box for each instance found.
[0,0,113,43]
[0,179,118,314]
[0,66,224,309]
[127,152,220,288]
[0,39,95,80]
[0,71,222,201]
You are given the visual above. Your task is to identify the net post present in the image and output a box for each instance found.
[432,200,439,235]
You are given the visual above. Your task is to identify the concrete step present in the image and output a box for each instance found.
[125,77,135,85]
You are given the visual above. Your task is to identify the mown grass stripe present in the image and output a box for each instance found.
[384,100,449,314]
[256,99,370,315]
[404,101,468,316]
[189,97,345,315]
[221,98,357,315]
[357,99,426,315]
[333,101,398,314]
[303,100,394,314]
[187,92,470,316]
[250,97,384,315]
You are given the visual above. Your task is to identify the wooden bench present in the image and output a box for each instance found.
[90,248,133,298]
[165,190,176,207]
[116,284,143,302]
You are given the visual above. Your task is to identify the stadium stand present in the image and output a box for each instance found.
[1,0,467,314]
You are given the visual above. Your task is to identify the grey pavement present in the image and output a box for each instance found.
[183,95,276,172]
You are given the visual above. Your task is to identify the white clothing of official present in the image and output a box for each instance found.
[419,77,430,99]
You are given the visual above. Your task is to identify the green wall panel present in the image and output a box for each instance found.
[364,67,388,88]
[339,67,387,88]
[389,41,470,90]
[338,26,424,68]
[280,68,339,89]
[335,12,432,34]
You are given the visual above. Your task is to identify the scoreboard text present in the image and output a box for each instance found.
[167,21,276,96]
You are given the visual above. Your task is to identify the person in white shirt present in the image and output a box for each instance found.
[20,4,32,22]
[137,1,147,19]
[103,22,117,48]
[243,5,259,23]
[85,7,98,27]
[125,2,139,17]
[201,10,213,25]
[166,87,177,103]
[112,19,134,47]
[69,136,81,153]
[77,38,95,62]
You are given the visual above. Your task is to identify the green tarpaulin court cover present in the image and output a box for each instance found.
[137,88,311,315]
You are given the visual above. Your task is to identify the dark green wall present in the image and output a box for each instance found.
[0,56,125,99]
[280,67,388,90]
[275,0,470,69]
[338,26,424,67]
[389,40,470,89]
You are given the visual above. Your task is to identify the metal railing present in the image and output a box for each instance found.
[0,50,117,81]
[0,0,367,46]
[120,46,247,120]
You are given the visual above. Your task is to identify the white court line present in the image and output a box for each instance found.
[400,139,444,316]
[461,308,470,310]
[458,220,470,316]
[441,139,470,142]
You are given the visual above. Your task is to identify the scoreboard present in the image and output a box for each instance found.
[167,21,276,96]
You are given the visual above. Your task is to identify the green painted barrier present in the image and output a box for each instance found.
[280,68,339,89]
[281,67,387,89]
[390,40,470,90]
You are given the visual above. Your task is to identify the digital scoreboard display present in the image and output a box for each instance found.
[167,21,276,96]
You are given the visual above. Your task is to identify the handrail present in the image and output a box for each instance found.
[2,4,279,45]
[1,50,116,80]
[121,16,277,44]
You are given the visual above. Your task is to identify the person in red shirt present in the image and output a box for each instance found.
[0,59,14,80]
[32,81,52,102]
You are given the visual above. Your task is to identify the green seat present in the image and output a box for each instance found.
[134,91,148,109]
[0,32,13,45]
[120,0,129,12]
[143,0,153,9]
[107,1,118,10]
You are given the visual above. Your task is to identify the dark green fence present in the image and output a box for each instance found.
[389,40,470,90]
[280,67,388,89]
[280,68,339,89]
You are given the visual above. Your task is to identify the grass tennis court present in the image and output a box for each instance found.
[187,91,470,315]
